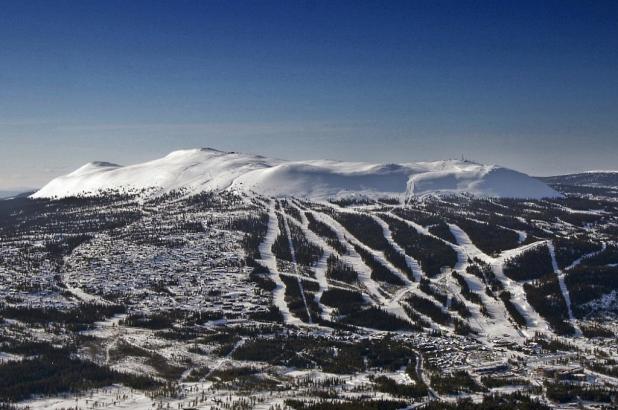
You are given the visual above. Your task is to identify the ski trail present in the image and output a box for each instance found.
[287,202,333,320]
[105,339,114,365]
[491,249,551,333]
[257,200,301,326]
[308,209,387,305]
[382,213,494,334]
[413,350,440,401]
[445,293,452,309]
[280,208,313,324]
[447,222,549,338]
[64,280,110,305]
[391,210,551,337]
[504,227,527,244]
[386,212,468,270]
[456,215,527,247]
[317,203,412,288]
[565,241,607,271]
[547,240,581,336]
[371,214,423,282]
[204,338,246,380]
[354,216,413,287]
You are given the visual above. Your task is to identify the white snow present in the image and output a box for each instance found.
[308,209,388,305]
[32,148,561,199]
[285,202,333,320]
[256,199,302,326]
[371,214,423,282]
[446,222,551,338]
[547,240,581,336]
[280,208,313,324]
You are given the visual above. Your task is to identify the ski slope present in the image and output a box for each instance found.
[32,148,561,199]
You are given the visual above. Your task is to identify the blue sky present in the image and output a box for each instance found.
[1,0,617,189]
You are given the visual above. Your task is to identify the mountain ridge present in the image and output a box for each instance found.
[32,148,561,200]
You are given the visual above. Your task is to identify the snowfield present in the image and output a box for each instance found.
[32,148,561,199]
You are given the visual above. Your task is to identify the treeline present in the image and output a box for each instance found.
[342,307,418,331]
[181,190,243,211]
[545,382,617,404]
[352,243,405,286]
[371,375,427,398]
[0,195,142,238]
[499,291,528,327]
[233,334,416,374]
[421,392,551,410]
[452,271,486,311]
[469,196,604,233]
[565,265,618,317]
[325,254,358,284]
[286,399,407,410]
[230,212,269,260]
[428,222,457,243]
[503,244,553,281]
[553,237,600,269]
[381,214,457,276]
[281,199,303,222]
[305,212,347,254]
[449,218,520,255]
[467,261,503,294]
[430,371,487,394]
[405,294,452,326]
[0,348,159,402]
[523,274,574,335]
[272,214,323,267]
[320,288,366,315]
[248,262,277,292]
[280,274,321,323]
[582,244,618,266]
[121,308,223,329]
[330,212,414,279]
[0,303,125,331]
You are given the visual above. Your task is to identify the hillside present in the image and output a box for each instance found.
[540,171,618,199]
[2,178,617,408]
[32,148,560,200]
[1,155,617,409]
[541,171,618,188]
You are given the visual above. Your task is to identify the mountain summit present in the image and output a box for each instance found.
[32,148,560,199]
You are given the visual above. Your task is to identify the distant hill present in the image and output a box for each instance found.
[0,190,34,199]
[540,171,618,188]
[31,147,560,200]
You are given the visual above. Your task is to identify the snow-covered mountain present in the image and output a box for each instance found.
[32,148,561,199]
